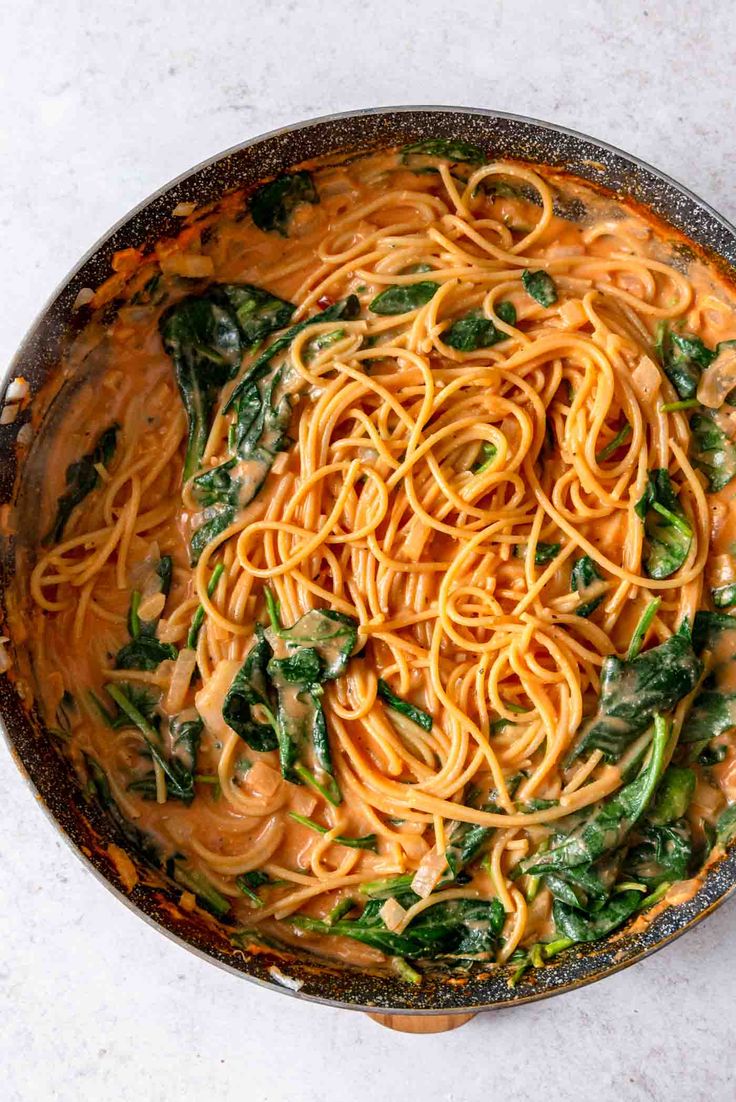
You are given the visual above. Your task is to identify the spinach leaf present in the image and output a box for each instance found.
[655,324,715,400]
[82,753,161,867]
[129,712,203,805]
[624,820,692,887]
[596,422,632,463]
[571,555,604,617]
[689,409,736,492]
[172,863,230,917]
[221,626,279,752]
[443,310,511,351]
[716,804,736,846]
[224,295,360,414]
[552,889,642,943]
[265,593,358,678]
[292,896,505,960]
[570,625,701,763]
[712,582,736,609]
[515,541,562,566]
[544,852,624,911]
[635,469,692,579]
[627,598,661,660]
[115,635,177,671]
[521,269,557,307]
[190,509,237,564]
[472,442,497,473]
[215,283,294,345]
[45,424,119,545]
[249,171,319,236]
[236,869,271,906]
[370,281,440,316]
[400,138,486,164]
[649,766,696,824]
[288,811,377,851]
[377,678,433,732]
[127,555,172,640]
[681,610,736,749]
[444,821,493,879]
[692,609,736,652]
[160,294,244,480]
[520,715,669,876]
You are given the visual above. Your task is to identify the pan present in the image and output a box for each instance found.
[2,106,735,1023]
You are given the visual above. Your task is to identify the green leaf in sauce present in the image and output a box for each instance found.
[623,820,692,887]
[45,424,119,546]
[370,281,440,316]
[399,138,487,165]
[249,171,319,236]
[570,555,605,618]
[655,324,715,400]
[442,308,514,351]
[635,468,692,579]
[221,626,279,752]
[521,269,557,307]
[551,890,642,943]
[716,804,736,846]
[569,624,701,763]
[515,541,562,566]
[689,408,736,492]
[377,678,433,732]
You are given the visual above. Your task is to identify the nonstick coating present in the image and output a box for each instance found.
[1,106,735,1015]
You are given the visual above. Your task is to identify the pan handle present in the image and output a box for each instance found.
[367,1011,476,1033]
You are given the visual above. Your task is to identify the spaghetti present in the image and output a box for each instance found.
[20,143,736,977]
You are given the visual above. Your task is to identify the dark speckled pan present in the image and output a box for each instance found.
[1,107,735,1018]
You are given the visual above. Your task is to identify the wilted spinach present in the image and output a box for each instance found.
[570,555,604,618]
[370,281,440,315]
[377,679,433,732]
[399,138,487,165]
[45,424,119,545]
[249,171,319,236]
[655,324,715,400]
[689,409,736,492]
[521,269,557,307]
[635,469,692,579]
[570,624,701,763]
[442,303,516,351]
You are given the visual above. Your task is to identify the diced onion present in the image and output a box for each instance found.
[559,299,588,329]
[17,423,33,446]
[0,405,18,425]
[246,760,282,799]
[0,637,10,674]
[72,287,95,310]
[172,201,197,217]
[6,377,29,403]
[268,966,303,991]
[698,346,736,409]
[165,647,197,714]
[159,254,214,278]
[379,897,407,931]
[138,591,166,621]
[411,849,447,898]
[289,786,318,817]
[631,355,661,400]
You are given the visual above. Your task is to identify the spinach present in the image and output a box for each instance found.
[115,635,177,671]
[370,282,440,316]
[377,678,433,732]
[224,295,360,414]
[400,138,486,164]
[223,600,359,802]
[717,804,736,846]
[443,309,513,351]
[187,562,225,649]
[172,863,230,917]
[649,766,696,824]
[635,469,692,579]
[106,683,201,805]
[215,283,294,345]
[712,582,736,609]
[292,896,505,960]
[160,283,294,480]
[444,821,494,879]
[521,269,557,307]
[45,424,119,545]
[160,294,244,480]
[222,626,279,752]
[624,820,692,887]
[570,625,701,763]
[249,171,319,236]
[82,753,161,867]
[552,890,642,943]
[515,541,561,566]
[689,409,736,492]
[655,324,715,400]
[627,598,661,660]
[472,442,498,473]
[596,422,631,463]
[681,610,736,749]
[190,509,237,564]
[520,715,668,877]
[544,852,624,911]
[288,811,377,851]
[571,555,604,617]
[236,870,271,906]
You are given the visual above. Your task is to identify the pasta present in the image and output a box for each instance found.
[20,141,736,979]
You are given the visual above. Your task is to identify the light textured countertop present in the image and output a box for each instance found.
[2,2,735,1099]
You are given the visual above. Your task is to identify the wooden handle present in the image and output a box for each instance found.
[367,1011,476,1034]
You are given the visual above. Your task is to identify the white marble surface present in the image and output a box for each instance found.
[2,2,736,1099]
